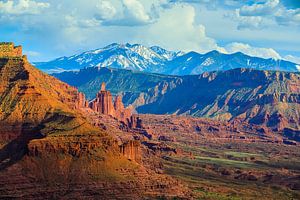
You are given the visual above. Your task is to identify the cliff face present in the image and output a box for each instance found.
[119,140,142,162]
[0,44,190,199]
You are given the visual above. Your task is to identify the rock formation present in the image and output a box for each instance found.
[128,114,143,129]
[76,92,88,109]
[119,140,142,162]
[0,43,191,199]
[88,82,133,122]
[0,42,23,57]
[89,82,115,115]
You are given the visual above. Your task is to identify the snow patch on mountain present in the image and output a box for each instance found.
[34,43,300,74]
[201,58,214,66]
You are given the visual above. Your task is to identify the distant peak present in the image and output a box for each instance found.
[150,45,166,50]
[206,50,220,55]
[231,51,245,56]
[103,43,121,49]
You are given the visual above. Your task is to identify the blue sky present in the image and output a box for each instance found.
[0,0,299,63]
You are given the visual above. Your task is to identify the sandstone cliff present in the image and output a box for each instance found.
[0,43,191,199]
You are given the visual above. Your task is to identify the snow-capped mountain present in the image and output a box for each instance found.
[163,50,300,75]
[35,43,182,73]
[35,43,300,74]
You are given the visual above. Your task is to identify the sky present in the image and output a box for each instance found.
[0,0,299,63]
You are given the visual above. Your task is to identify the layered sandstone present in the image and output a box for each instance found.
[0,43,191,199]
[119,140,142,162]
[88,82,133,122]
[0,42,23,58]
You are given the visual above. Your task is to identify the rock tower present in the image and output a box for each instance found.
[89,82,133,122]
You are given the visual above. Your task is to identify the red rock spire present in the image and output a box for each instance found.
[101,82,106,91]
[88,82,133,122]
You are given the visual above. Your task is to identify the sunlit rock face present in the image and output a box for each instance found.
[0,42,23,58]
[88,82,133,122]
[0,43,191,199]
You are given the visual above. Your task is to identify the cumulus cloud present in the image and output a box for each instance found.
[139,3,226,53]
[95,0,155,26]
[0,0,49,15]
[275,7,300,26]
[96,1,117,20]
[0,0,298,63]
[225,42,282,60]
[239,0,279,16]
[234,0,300,28]
[235,12,266,29]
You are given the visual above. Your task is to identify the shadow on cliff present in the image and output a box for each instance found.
[0,113,84,171]
[0,123,45,171]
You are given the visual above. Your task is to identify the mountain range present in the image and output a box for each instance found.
[54,67,300,131]
[1,42,300,199]
[35,43,300,75]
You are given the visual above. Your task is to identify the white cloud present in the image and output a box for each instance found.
[235,12,266,30]
[0,0,49,15]
[123,0,151,23]
[140,4,226,53]
[234,0,300,28]
[0,0,299,63]
[96,1,117,20]
[24,50,40,57]
[95,0,155,26]
[275,7,300,26]
[239,0,279,16]
[225,42,282,60]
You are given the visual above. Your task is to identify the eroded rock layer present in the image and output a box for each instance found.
[0,43,191,199]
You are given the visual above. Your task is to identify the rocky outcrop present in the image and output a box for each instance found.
[0,43,191,199]
[135,114,287,144]
[0,42,23,58]
[89,82,115,116]
[119,140,142,162]
[88,82,133,123]
[27,135,116,157]
[76,92,88,109]
[128,114,143,129]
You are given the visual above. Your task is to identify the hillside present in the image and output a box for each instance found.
[54,67,300,131]
[0,43,189,199]
[35,43,300,74]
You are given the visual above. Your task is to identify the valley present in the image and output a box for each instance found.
[135,114,300,200]
[0,43,299,200]
[2,0,300,199]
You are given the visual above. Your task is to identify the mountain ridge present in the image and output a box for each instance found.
[53,66,300,131]
[34,43,300,74]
